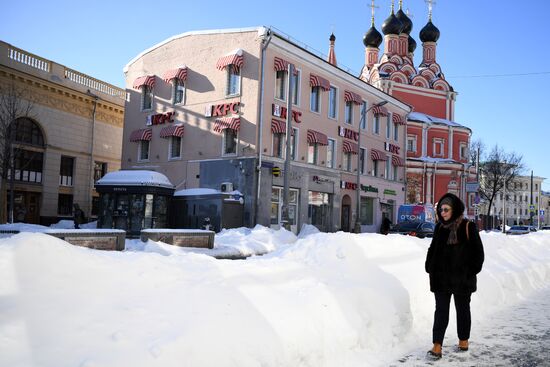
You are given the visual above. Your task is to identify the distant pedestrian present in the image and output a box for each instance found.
[73,203,86,229]
[380,216,392,235]
[202,217,212,231]
[425,193,484,360]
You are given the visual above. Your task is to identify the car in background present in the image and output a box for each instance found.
[389,221,436,238]
[541,226,550,231]
[506,225,537,235]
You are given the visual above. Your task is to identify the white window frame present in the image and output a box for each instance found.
[386,114,392,139]
[343,151,352,172]
[275,70,287,101]
[226,65,241,97]
[360,101,367,130]
[459,142,469,160]
[168,136,182,160]
[393,121,399,142]
[373,115,380,135]
[310,86,321,113]
[290,128,298,160]
[272,132,284,158]
[344,101,353,125]
[141,85,153,111]
[328,86,338,120]
[407,135,417,153]
[138,140,150,162]
[172,79,185,105]
[433,138,445,157]
[385,159,391,179]
[326,138,335,168]
[308,143,319,164]
[360,147,366,174]
[372,159,379,177]
[393,164,398,181]
[222,129,238,156]
[291,69,300,106]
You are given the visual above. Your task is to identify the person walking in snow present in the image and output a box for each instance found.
[424,193,484,360]
[73,203,86,229]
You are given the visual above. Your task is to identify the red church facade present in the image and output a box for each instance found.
[360,0,476,215]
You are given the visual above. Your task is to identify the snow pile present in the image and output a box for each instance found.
[1,229,549,367]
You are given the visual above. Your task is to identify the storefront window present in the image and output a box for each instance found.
[271,187,298,226]
[360,197,374,225]
[308,191,332,231]
[223,129,237,155]
[153,195,168,228]
[130,194,145,233]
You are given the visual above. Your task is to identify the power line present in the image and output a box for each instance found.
[449,71,550,79]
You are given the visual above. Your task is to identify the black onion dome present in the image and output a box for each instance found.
[330,33,336,42]
[408,35,417,53]
[363,26,383,47]
[396,9,413,34]
[381,12,403,35]
[419,20,440,42]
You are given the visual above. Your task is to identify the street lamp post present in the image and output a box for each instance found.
[354,100,388,233]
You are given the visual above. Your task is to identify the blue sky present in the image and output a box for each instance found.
[2,0,549,190]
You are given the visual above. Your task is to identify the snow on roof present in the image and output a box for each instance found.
[407,112,470,130]
[174,188,243,197]
[96,170,174,188]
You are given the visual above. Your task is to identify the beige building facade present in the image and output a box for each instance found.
[0,41,124,224]
[122,27,410,233]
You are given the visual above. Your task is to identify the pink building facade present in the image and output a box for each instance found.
[122,27,410,233]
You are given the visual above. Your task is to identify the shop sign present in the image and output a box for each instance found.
[340,180,357,190]
[272,104,302,123]
[313,175,331,184]
[338,126,359,142]
[360,185,378,193]
[147,111,175,126]
[205,101,241,117]
[466,182,479,192]
[384,142,400,154]
[384,189,397,196]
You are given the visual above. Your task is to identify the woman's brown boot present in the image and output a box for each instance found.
[458,339,469,351]
[427,343,442,360]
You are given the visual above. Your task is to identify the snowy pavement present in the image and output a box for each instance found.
[392,287,550,366]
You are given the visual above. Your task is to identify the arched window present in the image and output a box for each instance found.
[10,117,45,146]
[8,118,45,183]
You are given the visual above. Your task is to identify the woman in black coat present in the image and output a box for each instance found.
[425,193,484,359]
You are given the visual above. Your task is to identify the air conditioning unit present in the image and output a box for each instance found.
[220,182,234,192]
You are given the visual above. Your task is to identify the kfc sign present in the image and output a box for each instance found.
[338,126,359,142]
[147,112,175,126]
[272,104,302,123]
[384,142,400,154]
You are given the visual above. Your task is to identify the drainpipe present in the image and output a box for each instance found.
[433,161,438,204]
[87,90,99,219]
[254,28,272,225]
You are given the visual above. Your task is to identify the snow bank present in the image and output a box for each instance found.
[0,229,549,367]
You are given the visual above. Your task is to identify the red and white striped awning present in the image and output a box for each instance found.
[159,124,184,138]
[392,155,405,166]
[132,75,156,89]
[214,117,240,133]
[306,129,328,146]
[372,104,389,116]
[162,67,187,83]
[271,118,295,135]
[129,128,152,142]
[273,57,298,75]
[392,113,405,125]
[371,148,388,161]
[344,90,363,105]
[216,49,244,72]
[342,140,359,154]
[309,73,331,91]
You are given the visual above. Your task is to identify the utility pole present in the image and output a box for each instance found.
[281,63,294,231]
[530,170,534,227]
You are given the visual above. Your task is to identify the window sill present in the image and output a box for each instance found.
[225,93,241,99]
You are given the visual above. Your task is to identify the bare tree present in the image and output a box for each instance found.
[479,145,524,228]
[0,81,35,223]
[469,138,485,169]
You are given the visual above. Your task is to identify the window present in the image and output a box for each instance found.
[393,164,398,181]
[359,148,366,174]
[59,156,74,186]
[11,118,44,146]
[386,115,391,139]
[226,65,241,96]
[271,187,299,226]
[385,159,391,179]
[343,152,352,172]
[173,79,185,105]
[273,133,284,158]
[310,86,321,112]
[360,101,367,130]
[275,70,287,100]
[91,196,100,217]
[344,101,353,125]
[373,115,380,135]
[223,129,237,155]
[326,139,335,168]
[308,143,318,164]
[93,162,107,182]
[407,135,417,153]
[291,69,300,105]
[138,140,150,161]
[360,197,374,225]
[460,143,469,160]
[433,138,444,157]
[536,184,538,190]
[57,194,73,216]
[290,128,298,160]
[11,149,43,183]
[169,136,182,159]
[372,160,379,177]
[328,86,337,119]
[141,85,153,111]
[393,121,399,141]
